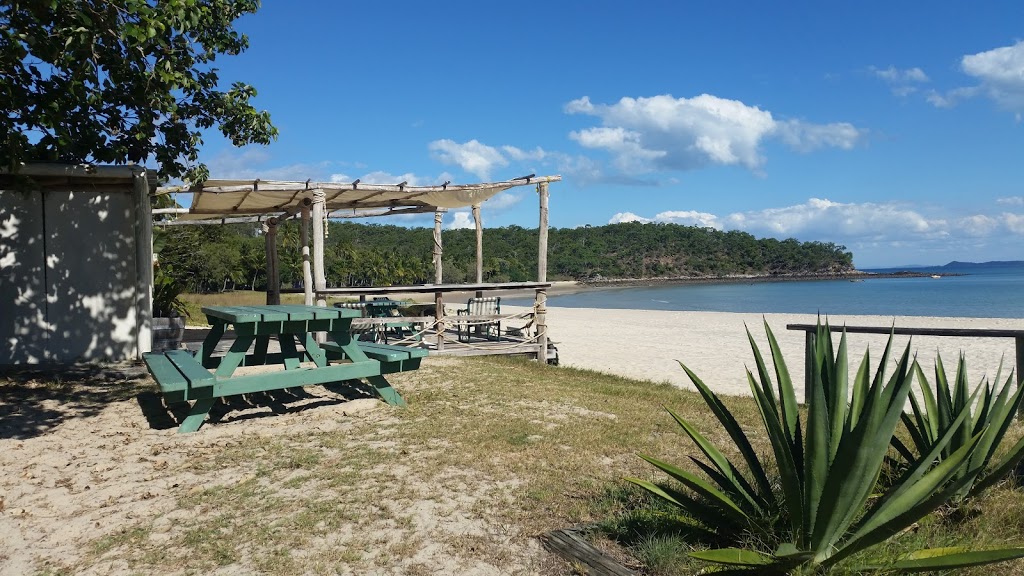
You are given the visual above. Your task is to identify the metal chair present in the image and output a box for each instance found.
[456,296,501,342]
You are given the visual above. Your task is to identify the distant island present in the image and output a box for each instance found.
[870,260,1024,273]
[940,260,1024,269]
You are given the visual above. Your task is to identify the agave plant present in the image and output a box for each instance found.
[627,321,1024,573]
[893,354,1024,502]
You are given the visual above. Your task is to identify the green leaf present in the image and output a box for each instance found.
[677,364,775,504]
[688,548,774,566]
[636,454,750,525]
[747,369,804,539]
[859,546,1024,572]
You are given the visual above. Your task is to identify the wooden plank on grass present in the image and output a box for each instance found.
[539,528,637,576]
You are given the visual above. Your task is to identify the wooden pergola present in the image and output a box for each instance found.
[155,175,561,361]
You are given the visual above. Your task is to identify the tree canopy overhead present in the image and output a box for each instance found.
[0,0,276,181]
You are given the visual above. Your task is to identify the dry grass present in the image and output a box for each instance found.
[5,354,1024,575]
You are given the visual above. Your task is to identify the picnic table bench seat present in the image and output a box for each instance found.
[143,349,214,404]
[320,341,428,374]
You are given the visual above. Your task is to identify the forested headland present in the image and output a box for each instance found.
[157,220,854,293]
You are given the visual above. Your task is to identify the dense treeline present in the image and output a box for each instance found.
[157,220,854,293]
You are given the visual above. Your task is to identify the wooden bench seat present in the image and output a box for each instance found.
[143,349,214,404]
[321,341,428,374]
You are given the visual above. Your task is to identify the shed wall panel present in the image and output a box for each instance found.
[43,191,139,362]
[0,190,48,362]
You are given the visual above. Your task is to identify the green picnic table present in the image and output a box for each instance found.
[142,304,426,433]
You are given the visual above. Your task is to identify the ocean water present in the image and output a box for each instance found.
[507,264,1024,319]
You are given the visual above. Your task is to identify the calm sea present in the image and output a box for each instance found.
[507,264,1024,319]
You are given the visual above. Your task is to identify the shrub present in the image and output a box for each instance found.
[627,321,1024,573]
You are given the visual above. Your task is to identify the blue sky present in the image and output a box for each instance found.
[195,1,1024,268]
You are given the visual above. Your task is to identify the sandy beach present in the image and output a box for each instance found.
[520,306,1024,398]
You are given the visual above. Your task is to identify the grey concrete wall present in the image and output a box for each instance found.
[0,187,141,363]
[0,189,48,362]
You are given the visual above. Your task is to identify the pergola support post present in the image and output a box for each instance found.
[473,203,483,298]
[312,189,327,307]
[312,190,327,342]
[433,210,444,351]
[263,217,280,305]
[301,199,313,306]
[536,182,549,363]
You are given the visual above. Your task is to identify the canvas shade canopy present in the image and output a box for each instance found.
[161,175,561,220]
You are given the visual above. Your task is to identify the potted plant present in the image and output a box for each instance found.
[151,265,188,352]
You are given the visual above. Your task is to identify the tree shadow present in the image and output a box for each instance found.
[0,363,151,440]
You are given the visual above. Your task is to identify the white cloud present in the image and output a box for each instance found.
[926,86,981,108]
[997,196,1024,206]
[428,139,508,180]
[483,192,523,210]
[448,211,476,230]
[501,145,546,161]
[1004,213,1024,234]
[566,94,863,174]
[609,212,649,224]
[873,66,929,83]
[961,40,1024,110]
[871,66,930,96]
[773,120,862,153]
[609,200,1024,247]
[607,209,723,229]
[722,198,940,240]
[928,41,1024,113]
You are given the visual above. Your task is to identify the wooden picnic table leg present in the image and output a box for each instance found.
[199,321,226,368]
[300,332,328,367]
[178,398,217,434]
[328,329,407,407]
[215,335,255,378]
[366,375,408,408]
[277,334,302,370]
[251,335,270,366]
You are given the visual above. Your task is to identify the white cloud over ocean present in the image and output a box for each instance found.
[565,94,863,174]
[610,198,1024,245]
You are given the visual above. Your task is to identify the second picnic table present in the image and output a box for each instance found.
[144,304,426,433]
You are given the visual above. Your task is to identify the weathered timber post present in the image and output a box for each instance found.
[433,209,444,351]
[263,217,280,305]
[301,198,313,306]
[536,182,549,363]
[312,189,327,308]
[311,189,328,342]
[473,203,483,298]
